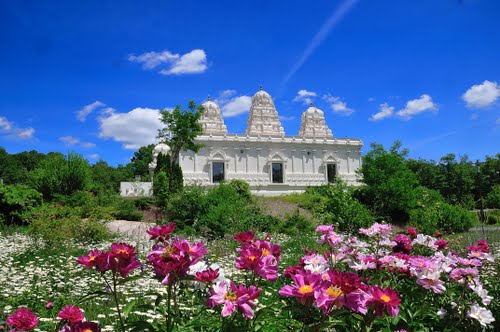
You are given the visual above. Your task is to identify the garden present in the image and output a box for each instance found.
[1,136,499,331]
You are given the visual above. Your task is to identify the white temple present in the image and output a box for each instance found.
[177,86,363,195]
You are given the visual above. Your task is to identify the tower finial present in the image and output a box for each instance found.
[310,102,313,107]
[207,95,211,101]
[259,85,263,91]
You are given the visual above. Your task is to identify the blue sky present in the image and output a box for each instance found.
[1,0,499,166]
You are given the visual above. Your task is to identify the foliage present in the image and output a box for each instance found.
[485,184,500,209]
[166,185,207,229]
[0,184,42,225]
[28,204,110,245]
[90,160,133,194]
[409,201,474,234]
[485,210,500,225]
[111,197,143,221]
[358,141,419,223]
[227,179,252,201]
[29,152,92,199]
[129,144,154,180]
[0,147,27,184]
[153,171,169,209]
[307,181,374,233]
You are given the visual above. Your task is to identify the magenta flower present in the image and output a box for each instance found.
[58,305,84,324]
[316,225,334,234]
[207,281,261,319]
[235,236,281,282]
[233,230,255,243]
[76,249,101,269]
[435,239,448,250]
[45,301,53,309]
[393,234,412,254]
[69,321,101,332]
[406,227,418,239]
[6,308,39,331]
[147,223,175,242]
[78,244,141,278]
[279,272,322,305]
[111,243,136,260]
[369,286,401,316]
[195,268,220,283]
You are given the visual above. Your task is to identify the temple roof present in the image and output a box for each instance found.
[245,86,285,137]
[298,103,333,139]
[199,96,228,136]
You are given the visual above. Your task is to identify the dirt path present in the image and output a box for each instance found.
[106,220,155,241]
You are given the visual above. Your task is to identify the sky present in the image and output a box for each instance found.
[1,0,499,166]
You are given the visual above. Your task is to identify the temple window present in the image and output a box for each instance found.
[212,162,225,183]
[272,162,284,183]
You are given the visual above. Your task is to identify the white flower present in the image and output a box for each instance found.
[437,308,447,319]
[467,303,495,327]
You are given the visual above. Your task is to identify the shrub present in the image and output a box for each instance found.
[112,198,143,221]
[306,181,374,233]
[486,210,500,225]
[133,196,156,210]
[166,186,206,229]
[280,212,315,235]
[485,184,500,209]
[28,204,110,245]
[409,201,473,234]
[29,152,92,199]
[0,184,42,225]
[153,171,169,209]
[227,179,252,201]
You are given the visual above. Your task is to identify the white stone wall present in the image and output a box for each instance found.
[120,182,153,197]
[179,135,362,195]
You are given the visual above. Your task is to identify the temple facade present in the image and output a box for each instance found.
[177,86,363,195]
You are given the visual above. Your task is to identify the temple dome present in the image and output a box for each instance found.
[245,86,284,137]
[298,103,333,139]
[199,96,228,136]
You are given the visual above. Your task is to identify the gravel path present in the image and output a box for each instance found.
[106,220,155,241]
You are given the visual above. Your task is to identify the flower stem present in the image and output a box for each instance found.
[111,272,126,332]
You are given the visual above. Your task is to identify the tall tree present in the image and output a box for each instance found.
[129,144,155,180]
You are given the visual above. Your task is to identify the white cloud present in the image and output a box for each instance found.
[462,80,500,109]
[293,89,317,105]
[368,97,376,102]
[323,94,354,116]
[129,49,208,76]
[0,116,12,132]
[99,107,163,150]
[77,101,105,122]
[279,115,296,121]
[59,136,80,146]
[496,118,500,125]
[222,96,252,117]
[14,127,35,139]
[212,90,252,118]
[369,102,394,121]
[396,94,437,120]
[86,153,100,160]
[59,136,96,148]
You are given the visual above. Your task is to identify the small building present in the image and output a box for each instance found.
[177,86,363,195]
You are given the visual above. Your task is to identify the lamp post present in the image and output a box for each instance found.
[476,160,486,240]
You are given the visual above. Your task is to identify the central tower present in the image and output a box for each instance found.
[245,86,285,137]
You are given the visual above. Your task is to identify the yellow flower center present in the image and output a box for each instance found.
[249,255,256,261]
[326,286,343,298]
[189,246,195,252]
[380,295,391,303]
[117,249,129,255]
[84,329,92,332]
[225,291,237,301]
[163,246,175,257]
[299,285,313,294]
[262,249,271,256]
[89,256,96,262]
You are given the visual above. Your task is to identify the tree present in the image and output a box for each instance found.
[0,147,26,184]
[129,144,154,180]
[357,141,419,223]
[156,100,204,193]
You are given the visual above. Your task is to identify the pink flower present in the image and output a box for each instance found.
[369,286,401,316]
[117,256,142,278]
[233,230,255,243]
[58,305,84,324]
[435,239,448,250]
[76,249,100,269]
[207,281,261,319]
[195,268,220,283]
[111,243,136,260]
[406,228,417,239]
[468,240,490,253]
[316,225,334,234]
[393,234,412,254]
[279,272,322,305]
[147,223,175,242]
[235,236,281,282]
[6,308,39,331]
[69,321,101,332]
[45,301,53,309]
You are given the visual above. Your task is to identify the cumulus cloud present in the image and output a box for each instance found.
[59,136,96,148]
[369,102,394,121]
[77,101,105,122]
[0,116,12,132]
[99,107,163,150]
[129,49,208,76]
[86,153,100,160]
[396,94,437,120]
[293,89,317,105]
[323,94,354,116]
[462,80,500,109]
[212,90,252,118]
[279,115,296,121]
[14,127,35,139]
[0,115,35,139]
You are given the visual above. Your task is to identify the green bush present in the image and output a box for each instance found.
[409,201,473,234]
[153,171,169,209]
[485,185,500,209]
[486,210,500,225]
[306,181,374,233]
[280,212,315,235]
[112,198,143,221]
[227,179,252,201]
[29,152,92,199]
[0,184,42,225]
[133,196,156,210]
[28,204,110,245]
[166,186,206,229]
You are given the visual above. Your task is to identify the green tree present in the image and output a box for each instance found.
[0,147,26,184]
[29,152,92,199]
[357,141,419,223]
[437,154,476,209]
[129,144,154,180]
